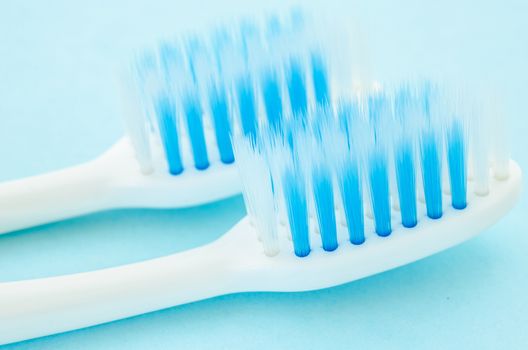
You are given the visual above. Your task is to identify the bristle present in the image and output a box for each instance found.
[367,93,392,236]
[335,108,365,244]
[311,53,330,107]
[312,168,338,251]
[394,139,417,227]
[420,127,443,219]
[336,102,366,245]
[368,150,392,235]
[337,158,364,244]
[119,67,153,174]
[418,85,444,219]
[310,126,338,251]
[286,58,308,119]
[156,96,184,175]
[489,96,510,180]
[208,31,235,164]
[446,118,467,209]
[283,165,311,257]
[209,85,235,164]
[183,94,209,170]
[232,135,279,256]
[236,77,258,140]
[471,110,491,196]
[262,69,284,131]
[394,88,418,227]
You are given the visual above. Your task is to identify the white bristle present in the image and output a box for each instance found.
[442,149,452,195]
[471,97,491,195]
[232,136,279,256]
[489,97,510,180]
[118,71,153,174]
[417,166,426,203]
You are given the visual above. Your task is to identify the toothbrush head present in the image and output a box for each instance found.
[227,81,522,290]
[112,11,336,208]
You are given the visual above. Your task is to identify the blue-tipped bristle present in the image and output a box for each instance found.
[447,119,467,209]
[367,94,392,236]
[418,83,444,219]
[313,167,338,251]
[185,36,203,84]
[266,14,282,38]
[338,159,365,244]
[337,103,365,244]
[183,95,209,170]
[283,167,310,257]
[156,96,184,175]
[286,59,308,119]
[209,86,234,164]
[420,128,443,219]
[159,43,181,77]
[262,70,283,131]
[395,140,418,227]
[394,88,418,228]
[368,150,392,236]
[236,77,258,140]
[311,53,330,107]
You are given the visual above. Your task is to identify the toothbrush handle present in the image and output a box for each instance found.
[0,243,235,345]
[0,160,114,234]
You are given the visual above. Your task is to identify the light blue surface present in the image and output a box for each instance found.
[0,0,527,349]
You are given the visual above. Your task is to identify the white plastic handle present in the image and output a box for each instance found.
[0,159,117,234]
[0,137,242,235]
[0,241,238,344]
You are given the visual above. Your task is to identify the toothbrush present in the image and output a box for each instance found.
[0,83,521,345]
[0,11,331,235]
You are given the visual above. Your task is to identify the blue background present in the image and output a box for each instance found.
[1,0,527,349]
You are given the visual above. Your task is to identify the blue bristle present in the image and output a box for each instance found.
[394,87,418,227]
[262,71,283,131]
[183,95,209,170]
[266,15,282,37]
[311,53,329,107]
[283,168,310,257]
[239,20,259,68]
[287,60,308,119]
[420,129,443,219]
[367,93,392,236]
[236,78,258,140]
[368,93,385,126]
[211,28,229,73]
[313,168,338,251]
[159,43,180,76]
[368,150,392,236]
[209,86,234,164]
[338,160,365,244]
[395,140,418,228]
[156,96,183,175]
[185,37,202,83]
[136,53,157,84]
[447,119,467,209]
[290,7,305,31]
